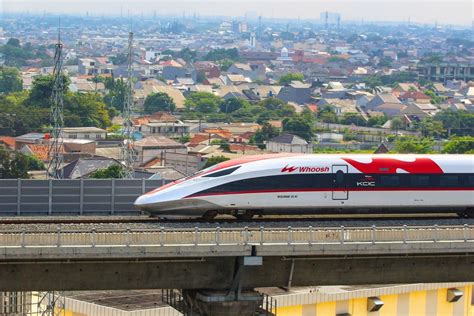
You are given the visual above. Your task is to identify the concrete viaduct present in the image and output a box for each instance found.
[1,225,473,315]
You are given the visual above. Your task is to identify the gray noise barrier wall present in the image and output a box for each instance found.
[0,179,167,216]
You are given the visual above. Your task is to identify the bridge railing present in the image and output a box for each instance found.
[0,225,473,248]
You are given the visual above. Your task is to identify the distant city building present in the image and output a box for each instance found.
[418,59,474,82]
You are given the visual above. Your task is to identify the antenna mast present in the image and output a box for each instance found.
[47,19,64,179]
[120,31,136,178]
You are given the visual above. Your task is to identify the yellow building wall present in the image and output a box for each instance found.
[316,301,336,315]
[276,305,303,316]
[280,285,473,316]
[409,290,427,316]
[437,288,454,316]
[379,294,398,316]
[349,298,368,316]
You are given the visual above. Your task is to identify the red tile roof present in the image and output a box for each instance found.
[26,144,50,161]
[189,133,211,146]
[0,136,16,149]
[306,104,318,113]
[203,128,233,139]
[399,91,430,100]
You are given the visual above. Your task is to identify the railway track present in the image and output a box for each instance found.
[0,214,473,231]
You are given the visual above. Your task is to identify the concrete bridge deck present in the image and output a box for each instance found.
[1,224,473,291]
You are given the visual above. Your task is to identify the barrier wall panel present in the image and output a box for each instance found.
[0,179,165,216]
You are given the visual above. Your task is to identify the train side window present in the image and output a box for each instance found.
[203,166,241,177]
[380,175,400,186]
[440,175,459,187]
[334,171,344,185]
[410,175,430,187]
[468,176,474,186]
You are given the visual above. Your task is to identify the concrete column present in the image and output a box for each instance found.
[183,289,263,316]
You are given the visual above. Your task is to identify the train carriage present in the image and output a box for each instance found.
[134,154,474,219]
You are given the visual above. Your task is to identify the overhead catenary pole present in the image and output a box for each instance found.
[47,19,64,179]
[120,31,136,179]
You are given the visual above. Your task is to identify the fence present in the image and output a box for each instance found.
[0,179,167,216]
[1,225,473,248]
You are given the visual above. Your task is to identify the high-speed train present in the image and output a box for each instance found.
[134,154,474,219]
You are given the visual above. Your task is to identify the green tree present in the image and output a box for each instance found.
[89,164,124,178]
[220,98,249,113]
[418,117,444,137]
[229,107,255,122]
[204,48,239,61]
[378,57,392,68]
[0,67,23,94]
[218,59,234,71]
[434,110,474,137]
[442,136,474,154]
[278,73,304,85]
[6,38,20,47]
[25,155,45,170]
[282,117,313,141]
[317,105,338,123]
[364,76,383,92]
[394,137,434,153]
[0,147,30,179]
[258,98,286,111]
[367,115,388,127]
[252,122,281,149]
[28,74,70,107]
[390,117,405,133]
[104,77,128,112]
[340,113,366,126]
[65,93,111,128]
[203,156,230,168]
[185,92,222,114]
[144,92,176,113]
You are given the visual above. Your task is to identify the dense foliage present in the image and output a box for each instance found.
[0,75,112,136]
[144,92,176,113]
[0,67,23,94]
[0,147,43,178]
[89,164,124,178]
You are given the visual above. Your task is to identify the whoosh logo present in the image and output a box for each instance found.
[281,165,330,173]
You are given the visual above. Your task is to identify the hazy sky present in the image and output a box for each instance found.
[1,0,473,26]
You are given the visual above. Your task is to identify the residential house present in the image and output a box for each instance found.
[20,144,50,162]
[0,136,16,150]
[193,61,221,79]
[364,93,401,110]
[133,136,187,166]
[162,152,206,176]
[375,103,408,117]
[78,57,114,76]
[399,91,432,104]
[134,82,186,111]
[135,112,190,138]
[266,134,313,154]
[392,83,419,97]
[222,74,252,85]
[60,157,121,179]
[317,99,359,116]
[69,78,106,93]
[61,127,107,140]
[277,81,312,105]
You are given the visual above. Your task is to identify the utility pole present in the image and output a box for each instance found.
[120,31,136,178]
[47,20,64,179]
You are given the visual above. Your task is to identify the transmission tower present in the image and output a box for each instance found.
[47,23,64,179]
[120,31,136,178]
